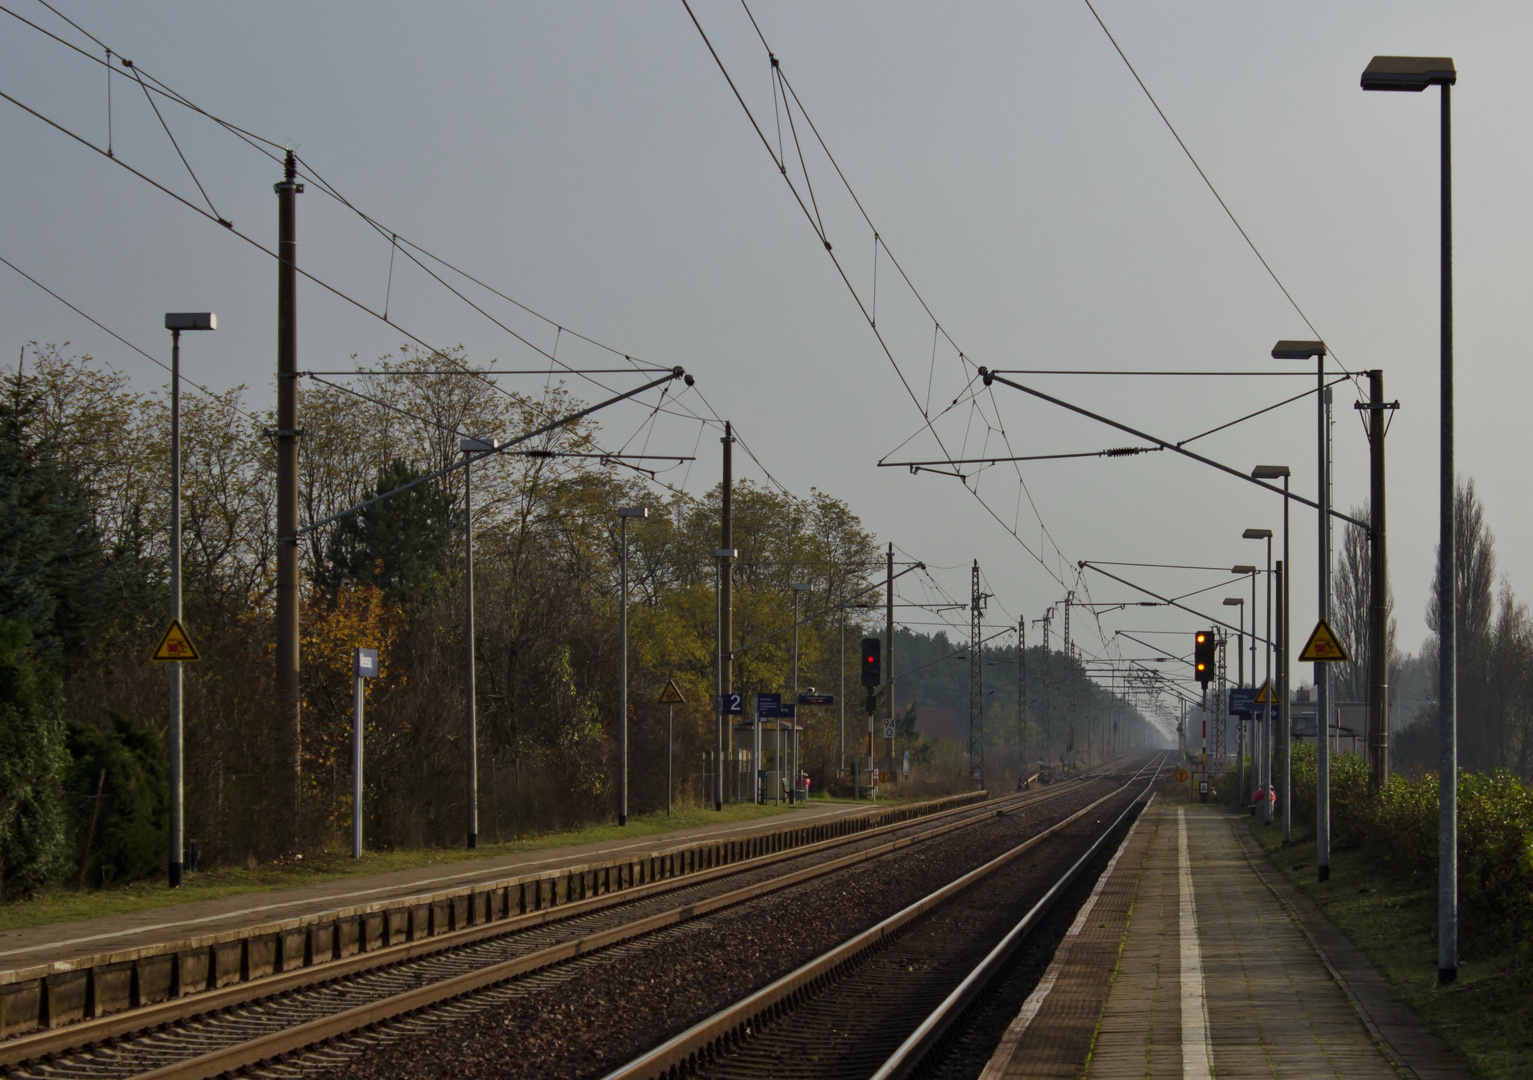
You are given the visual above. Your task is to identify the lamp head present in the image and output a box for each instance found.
[618,506,649,519]
[1361,55,1456,92]
[1242,528,1273,539]
[1251,465,1291,480]
[1271,340,1326,360]
[1223,598,1244,607]
[1231,565,1258,574]
[165,312,216,331]
[791,582,812,593]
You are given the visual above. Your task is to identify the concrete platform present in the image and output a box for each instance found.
[0,792,980,1040]
[980,800,1471,1080]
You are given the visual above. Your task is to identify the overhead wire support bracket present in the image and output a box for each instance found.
[978,367,1369,533]
[731,563,925,658]
[286,368,689,541]
[1078,561,1273,646]
[883,446,1161,475]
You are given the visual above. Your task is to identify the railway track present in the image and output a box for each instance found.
[601,754,1165,1080]
[1,765,1133,1080]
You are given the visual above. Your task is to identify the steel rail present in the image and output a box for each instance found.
[870,762,1164,1079]
[0,790,1015,1067]
[122,783,1100,1080]
[6,778,1120,1078]
[598,755,1164,1080]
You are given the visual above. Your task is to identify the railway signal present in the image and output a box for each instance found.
[860,637,882,687]
[1194,630,1215,686]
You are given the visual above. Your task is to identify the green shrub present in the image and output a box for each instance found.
[0,619,69,898]
[65,710,168,887]
[1289,741,1533,950]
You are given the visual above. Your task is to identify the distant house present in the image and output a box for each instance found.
[916,705,961,742]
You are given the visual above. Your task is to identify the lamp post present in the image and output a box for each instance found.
[789,582,811,804]
[838,602,850,778]
[1222,598,1245,687]
[1224,596,1246,806]
[1274,340,1334,881]
[461,436,499,849]
[1252,468,1290,838]
[617,507,649,825]
[163,312,216,888]
[1234,558,1263,812]
[1361,51,1458,985]
[713,547,737,809]
[351,647,378,858]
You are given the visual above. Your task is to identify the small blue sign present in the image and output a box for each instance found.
[756,692,782,718]
[354,648,379,678]
[719,693,743,715]
[1228,687,1258,716]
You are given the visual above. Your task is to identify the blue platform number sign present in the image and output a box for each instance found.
[719,693,743,715]
[354,648,379,678]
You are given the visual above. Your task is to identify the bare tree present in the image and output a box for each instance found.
[1332,502,1397,709]
[1427,478,1500,771]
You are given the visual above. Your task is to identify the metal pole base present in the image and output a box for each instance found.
[1438,967,1457,986]
[467,833,477,850]
[169,862,183,889]
[1318,865,1329,883]
[619,814,627,827]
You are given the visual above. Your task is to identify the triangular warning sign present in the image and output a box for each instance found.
[658,678,686,704]
[152,618,201,662]
[1253,680,1275,704]
[1298,618,1349,663]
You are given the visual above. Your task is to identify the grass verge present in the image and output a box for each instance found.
[1245,816,1533,1079]
[0,795,892,934]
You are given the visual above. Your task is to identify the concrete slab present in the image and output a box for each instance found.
[980,802,1470,1080]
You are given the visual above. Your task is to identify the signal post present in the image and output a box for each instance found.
[860,637,881,798]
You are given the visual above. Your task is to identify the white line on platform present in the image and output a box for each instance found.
[1178,808,1212,1080]
[975,794,1155,1080]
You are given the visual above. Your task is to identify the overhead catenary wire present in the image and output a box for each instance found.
[1075,0,1353,378]
[9,2,911,627]
[0,252,262,425]
[2,3,718,436]
[682,0,1079,596]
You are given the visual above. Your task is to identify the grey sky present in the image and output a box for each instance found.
[3,1,1529,717]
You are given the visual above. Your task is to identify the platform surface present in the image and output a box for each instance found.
[981,800,1471,1080]
[0,798,882,974]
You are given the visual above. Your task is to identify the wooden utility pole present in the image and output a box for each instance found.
[274,149,303,842]
[886,543,895,781]
[1363,370,1393,792]
[716,421,733,810]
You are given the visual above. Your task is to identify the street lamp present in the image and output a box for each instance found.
[838,602,852,778]
[1362,51,1459,986]
[1222,598,1245,687]
[617,507,649,825]
[163,312,216,888]
[461,435,499,849]
[787,582,812,805]
[1252,468,1290,838]
[1234,558,1262,814]
[1273,339,1335,883]
[1224,595,1247,808]
[713,547,737,809]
